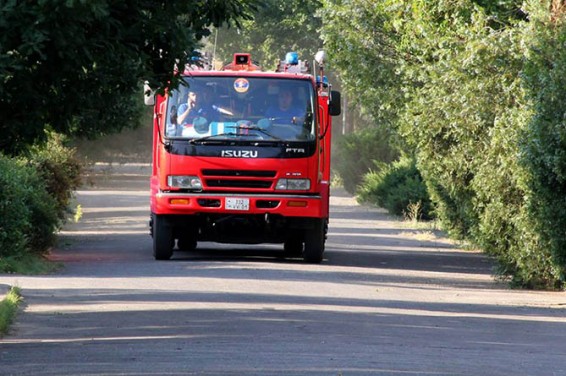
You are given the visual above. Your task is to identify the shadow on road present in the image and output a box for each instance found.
[2,285,565,375]
[3,157,566,376]
[54,163,498,289]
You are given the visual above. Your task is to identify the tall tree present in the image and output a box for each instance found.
[320,0,566,288]
[0,0,258,155]
[318,1,403,129]
[520,0,566,287]
[212,0,322,69]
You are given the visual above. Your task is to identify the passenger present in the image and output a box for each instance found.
[265,86,305,124]
[177,87,219,125]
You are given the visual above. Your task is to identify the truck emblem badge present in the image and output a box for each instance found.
[234,78,250,93]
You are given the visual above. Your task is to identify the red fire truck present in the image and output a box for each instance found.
[145,51,341,262]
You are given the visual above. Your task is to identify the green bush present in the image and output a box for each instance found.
[357,155,433,220]
[395,3,564,288]
[0,133,82,266]
[519,10,566,287]
[323,0,566,288]
[0,154,58,258]
[28,133,83,220]
[333,126,399,194]
[0,156,31,258]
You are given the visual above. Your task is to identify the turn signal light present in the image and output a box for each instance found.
[287,200,307,207]
[170,198,190,205]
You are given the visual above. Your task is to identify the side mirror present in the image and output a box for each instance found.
[329,90,341,116]
[144,81,155,106]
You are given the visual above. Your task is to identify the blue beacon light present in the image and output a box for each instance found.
[316,75,329,87]
[285,52,299,65]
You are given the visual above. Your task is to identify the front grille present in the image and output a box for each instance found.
[205,179,272,189]
[256,200,280,208]
[202,169,276,178]
[197,199,221,207]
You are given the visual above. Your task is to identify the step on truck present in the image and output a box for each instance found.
[145,51,341,262]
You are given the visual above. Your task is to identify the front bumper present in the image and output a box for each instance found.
[151,191,325,218]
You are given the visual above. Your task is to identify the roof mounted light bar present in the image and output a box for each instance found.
[183,51,213,72]
[276,51,310,74]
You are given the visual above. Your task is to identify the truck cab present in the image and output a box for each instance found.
[148,52,340,262]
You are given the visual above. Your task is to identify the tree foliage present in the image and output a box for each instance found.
[520,2,566,286]
[320,0,566,288]
[212,0,322,69]
[318,1,404,128]
[0,153,58,258]
[0,0,258,155]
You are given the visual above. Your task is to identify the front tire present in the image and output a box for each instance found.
[283,238,303,258]
[303,218,326,263]
[152,214,173,260]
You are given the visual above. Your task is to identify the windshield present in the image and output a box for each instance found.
[164,76,316,142]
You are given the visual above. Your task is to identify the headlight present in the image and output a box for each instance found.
[275,178,310,191]
[167,175,203,190]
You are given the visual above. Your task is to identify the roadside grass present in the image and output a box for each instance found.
[396,209,471,247]
[398,220,452,245]
[0,254,62,275]
[399,217,441,232]
[398,217,479,251]
[0,287,22,337]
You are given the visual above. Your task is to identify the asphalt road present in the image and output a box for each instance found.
[1,163,565,376]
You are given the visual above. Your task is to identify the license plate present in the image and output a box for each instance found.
[225,197,250,211]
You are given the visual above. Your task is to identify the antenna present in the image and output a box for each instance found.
[212,28,218,67]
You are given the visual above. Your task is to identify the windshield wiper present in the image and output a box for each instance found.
[189,126,283,144]
[188,132,238,144]
[237,125,283,141]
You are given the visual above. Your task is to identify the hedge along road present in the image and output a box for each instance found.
[1,163,565,376]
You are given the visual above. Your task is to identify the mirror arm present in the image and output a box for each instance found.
[155,101,170,149]
[318,104,329,140]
